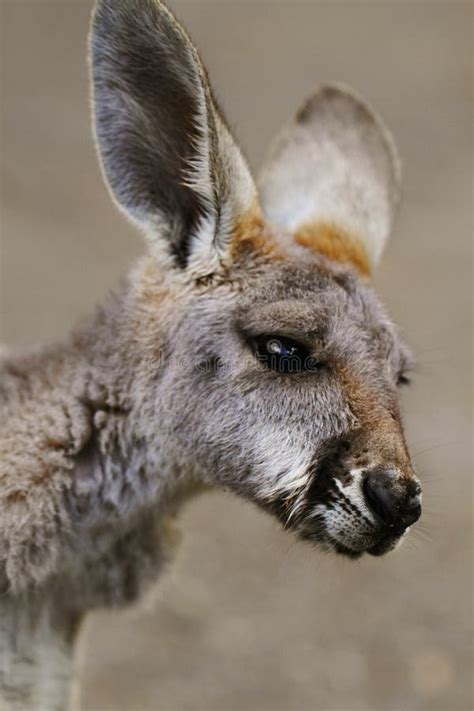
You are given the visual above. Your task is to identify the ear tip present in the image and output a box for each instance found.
[297,81,402,198]
[90,0,127,40]
[91,0,169,31]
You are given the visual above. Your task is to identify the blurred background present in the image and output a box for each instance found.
[1,1,472,710]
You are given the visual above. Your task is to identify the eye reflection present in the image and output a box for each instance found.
[251,336,320,374]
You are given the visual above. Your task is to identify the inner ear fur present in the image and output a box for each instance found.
[258,83,402,275]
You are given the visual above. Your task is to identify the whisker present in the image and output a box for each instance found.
[410,526,434,543]
[411,441,460,459]
[416,475,444,486]
[402,534,426,553]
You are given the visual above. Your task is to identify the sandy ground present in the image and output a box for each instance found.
[1,1,472,710]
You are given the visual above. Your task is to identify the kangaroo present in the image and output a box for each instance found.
[0,0,422,709]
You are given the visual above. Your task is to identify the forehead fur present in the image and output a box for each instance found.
[214,247,403,357]
[134,214,406,374]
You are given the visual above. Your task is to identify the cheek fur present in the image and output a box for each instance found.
[249,425,313,500]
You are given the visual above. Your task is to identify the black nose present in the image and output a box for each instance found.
[362,469,421,531]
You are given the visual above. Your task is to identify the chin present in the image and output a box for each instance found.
[305,525,409,560]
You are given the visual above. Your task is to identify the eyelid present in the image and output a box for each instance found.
[234,301,327,337]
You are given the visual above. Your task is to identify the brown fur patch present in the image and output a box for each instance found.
[45,437,65,450]
[230,204,282,261]
[31,466,52,487]
[5,490,27,504]
[294,221,371,277]
[335,363,412,471]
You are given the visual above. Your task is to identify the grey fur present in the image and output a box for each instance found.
[0,1,421,708]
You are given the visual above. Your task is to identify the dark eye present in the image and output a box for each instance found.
[251,335,316,373]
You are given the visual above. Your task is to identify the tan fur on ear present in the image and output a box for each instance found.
[230,204,282,261]
[295,221,371,277]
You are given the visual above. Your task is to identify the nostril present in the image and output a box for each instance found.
[403,498,422,527]
[362,475,396,525]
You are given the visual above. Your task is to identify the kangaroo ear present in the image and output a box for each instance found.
[258,84,401,276]
[90,0,258,272]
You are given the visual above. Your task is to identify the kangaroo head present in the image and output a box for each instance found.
[90,0,421,558]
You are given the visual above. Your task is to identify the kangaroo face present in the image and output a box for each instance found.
[91,0,421,558]
[151,244,420,558]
